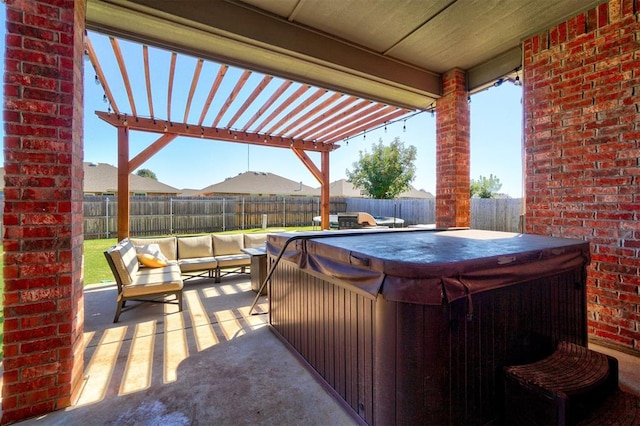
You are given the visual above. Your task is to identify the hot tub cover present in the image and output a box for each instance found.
[266,228,590,306]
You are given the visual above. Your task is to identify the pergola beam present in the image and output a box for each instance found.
[96,111,338,153]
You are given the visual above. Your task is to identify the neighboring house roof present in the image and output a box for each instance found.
[328,179,363,197]
[178,188,203,197]
[83,162,180,195]
[199,171,317,196]
[326,179,434,199]
[398,187,435,199]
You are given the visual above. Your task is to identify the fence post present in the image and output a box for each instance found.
[282,197,286,227]
[223,198,226,231]
[105,197,110,238]
[170,198,174,235]
[241,197,245,230]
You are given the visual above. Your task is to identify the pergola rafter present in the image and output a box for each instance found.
[85,31,420,236]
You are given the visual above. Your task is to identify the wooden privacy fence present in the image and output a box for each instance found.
[80,195,522,239]
[470,198,523,232]
[84,196,348,239]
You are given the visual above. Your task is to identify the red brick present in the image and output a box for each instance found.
[524,0,640,350]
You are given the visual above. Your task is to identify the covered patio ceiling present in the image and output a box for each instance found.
[86,0,606,110]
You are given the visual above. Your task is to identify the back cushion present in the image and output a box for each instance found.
[107,239,139,285]
[130,237,177,260]
[178,235,213,259]
[213,234,244,256]
[244,233,268,248]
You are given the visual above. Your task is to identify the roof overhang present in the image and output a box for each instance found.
[86,0,439,110]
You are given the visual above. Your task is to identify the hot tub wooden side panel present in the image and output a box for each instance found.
[269,259,376,422]
[269,258,587,425]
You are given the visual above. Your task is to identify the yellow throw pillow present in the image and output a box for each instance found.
[137,253,168,268]
[135,243,169,268]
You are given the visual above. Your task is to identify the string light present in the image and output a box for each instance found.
[403,120,406,132]
[94,75,100,85]
[384,122,387,133]
[102,94,107,103]
[514,75,521,86]
[122,114,128,126]
[164,122,168,132]
[200,127,204,138]
[341,109,426,145]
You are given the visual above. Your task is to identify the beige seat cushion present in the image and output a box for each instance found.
[215,253,250,268]
[244,233,268,248]
[213,234,244,256]
[178,235,213,259]
[178,257,217,273]
[123,266,183,298]
[130,237,177,261]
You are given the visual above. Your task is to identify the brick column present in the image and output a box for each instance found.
[436,68,470,228]
[523,0,640,351]
[3,0,85,423]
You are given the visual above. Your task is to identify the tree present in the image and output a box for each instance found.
[136,168,158,181]
[346,137,417,199]
[470,174,502,198]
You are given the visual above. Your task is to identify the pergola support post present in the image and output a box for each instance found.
[117,127,131,240]
[320,150,330,230]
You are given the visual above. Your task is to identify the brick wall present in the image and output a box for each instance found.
[436,68,471,228]
[2,0,85,423]
[523,0,640,351]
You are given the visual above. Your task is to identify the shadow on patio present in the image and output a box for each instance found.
[18,277,355,425]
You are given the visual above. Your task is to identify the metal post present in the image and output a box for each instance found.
[170,198,174,235]
[105,197,110,238]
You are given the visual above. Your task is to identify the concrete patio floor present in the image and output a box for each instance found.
[8,274,640,425]
[16,276,357,425]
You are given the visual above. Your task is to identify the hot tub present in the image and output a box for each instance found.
[266,228,590,425]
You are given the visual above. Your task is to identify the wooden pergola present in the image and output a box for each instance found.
[85,32,418,238]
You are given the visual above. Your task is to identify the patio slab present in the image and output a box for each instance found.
[16,276,356,425]
[8,274,640,425]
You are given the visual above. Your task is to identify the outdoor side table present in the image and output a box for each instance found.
[241,247,267,295]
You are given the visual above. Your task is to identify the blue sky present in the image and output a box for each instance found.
[1,8,523,197]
